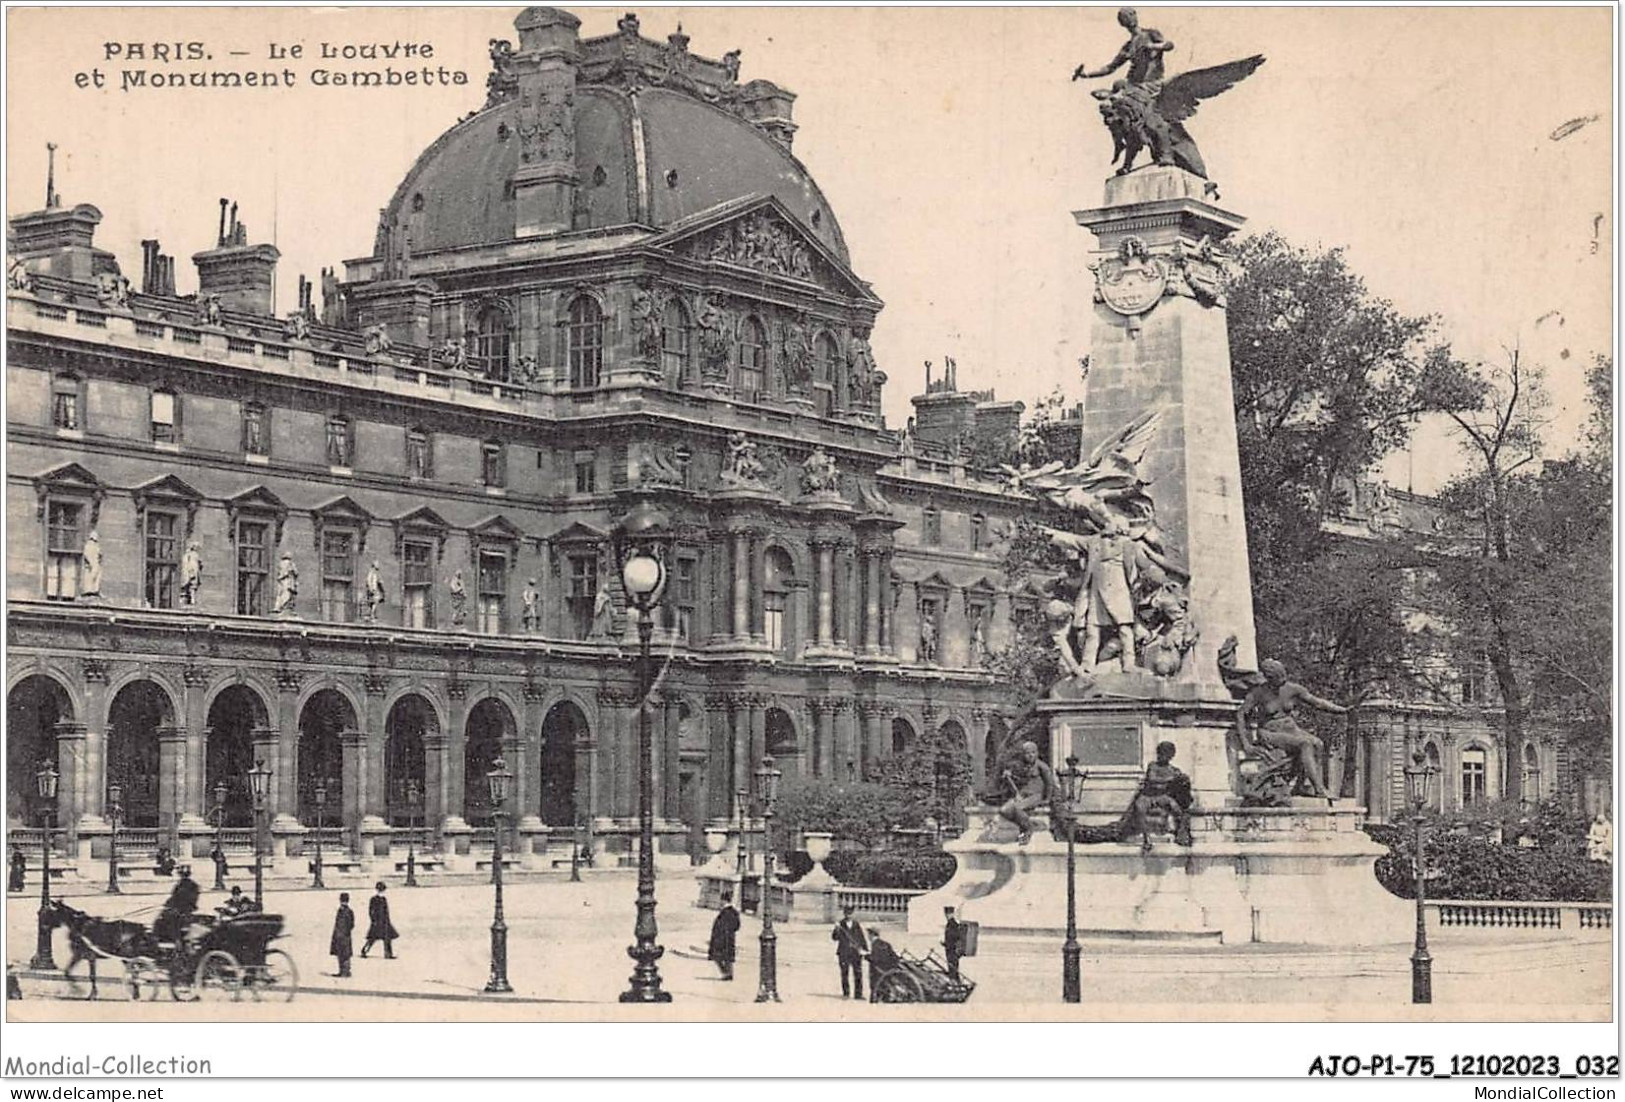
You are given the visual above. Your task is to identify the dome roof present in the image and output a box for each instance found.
[382,85,849,263]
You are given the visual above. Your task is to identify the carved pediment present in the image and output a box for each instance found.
[33,462,105,520]
[652,196,878,303]
[132,475,203,537]
[551,521,608,547]
[225,486,288,544]
[916,570,954,594]
[393,506,449,559]
[471,514,525,544]
[311,495,374,553]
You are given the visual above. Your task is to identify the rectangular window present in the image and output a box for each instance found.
[326,416,351,467]
[1460,748,1488,807]
[402,540,434,628]
[236,520,270,615]
[482,443,506,488]
[923,509,942,546]
[320,530,356,623]
[52,384,80,431]
[477,551,507,634]
[151,390,177,444]
[676,556,697,642]
[143,511,179,609]
[971,514,987,552]
[574,452,596,495]
[764,591,786,651]
[241,404,268,456]
[406,431,431,480]
[44,501,84,600]
[567,553,597,640]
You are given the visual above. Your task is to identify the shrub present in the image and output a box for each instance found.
[1367,827,1611,902]
[823,850,958,890]
[768,777,908,853]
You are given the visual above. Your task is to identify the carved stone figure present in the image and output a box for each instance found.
[448,570,467,627]
[516,355,540,383]
[781,319,814,391]
[721,431,767,488]
[486,39,518,106]
[364,561,385,622]
[438,337,468,372]
[846,334,878,408]
[696,296,732,377]
[800,447,840,496]
[639,444,687,489]
[521,578,540,634]
[1054,740,1195,849]
[8,257,34,292]
[275,552,298,614]
[898,420,917,459]
[1141,579,1198,676]
[95,273,131,309]
[969,609,989,666]
[854,478,892,516]
[1073,8,1264,181]
[197,294,223,327]
[364,325,392,356]
[632,287,664,359]
[993,741,1058,846]
[81,529,103,598]
[180,541,204,606]
[591,573,615,638]
[283,311,311,341]
[721,49,742,84]
[1234,658,1349,805]
[698,214,814,280]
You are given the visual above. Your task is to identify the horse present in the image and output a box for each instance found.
[46,900,160,1000]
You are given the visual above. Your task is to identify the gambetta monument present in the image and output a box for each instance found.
[911,9,1406,945]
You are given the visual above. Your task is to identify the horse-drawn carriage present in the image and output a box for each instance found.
[870,949,975,1003]
[51,900,298,1002]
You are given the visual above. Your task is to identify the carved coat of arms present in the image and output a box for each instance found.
[1092,236,1167,317]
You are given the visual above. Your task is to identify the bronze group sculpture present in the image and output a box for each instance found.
[1073,8,1264,181]
[1233,658,1349,806]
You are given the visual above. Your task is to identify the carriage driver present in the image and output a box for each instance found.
[153,864,202,944]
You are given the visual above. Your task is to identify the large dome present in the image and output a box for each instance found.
[381,85,850,262]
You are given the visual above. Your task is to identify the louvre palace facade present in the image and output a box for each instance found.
[6,7,1038,871]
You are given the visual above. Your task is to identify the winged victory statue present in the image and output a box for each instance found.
[1072,8,1264,181]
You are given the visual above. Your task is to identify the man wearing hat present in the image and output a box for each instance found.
[361,881,399,959]
[707,890,741,980]
[942,906,966,982]
[153,864,200,944]
[218,885,255,918]
[330,893,355,977]
[831,904,869,998]
[866,927,900,1002]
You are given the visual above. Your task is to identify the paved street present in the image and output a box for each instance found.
[6,874,1610,1021]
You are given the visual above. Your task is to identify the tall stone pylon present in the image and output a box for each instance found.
[1073,166,1258,697]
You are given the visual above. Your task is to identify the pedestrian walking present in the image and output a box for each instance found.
[832,904,869,998]
[361,882,398,959]
[708,891,741,980]
[8,847,26,892]
[210,844,228,886]
[943,906,965,982]
[331,893,355,977]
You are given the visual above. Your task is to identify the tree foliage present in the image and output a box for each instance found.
[769,777,909,853]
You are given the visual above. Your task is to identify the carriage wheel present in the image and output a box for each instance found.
[252,950,299,1002]
[875,970,925,1003]
[194,950,243,1002]
[168,961,197,1002]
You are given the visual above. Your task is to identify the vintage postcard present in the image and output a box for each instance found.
[2,3,1615,1079]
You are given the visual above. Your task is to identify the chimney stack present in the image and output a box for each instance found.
[192,198,279,315]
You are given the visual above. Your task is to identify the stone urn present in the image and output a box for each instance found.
[704,827,732,871]
[801,831,836,886]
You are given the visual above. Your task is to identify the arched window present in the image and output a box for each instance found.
[763,547,793,653]
[567,296,604,390]
[814,334,838,416]
[471,306,513,381]
[1522,742,1542,802]
[662,299,691,384]
[1460,746,1487,807]
[736,316,766,399]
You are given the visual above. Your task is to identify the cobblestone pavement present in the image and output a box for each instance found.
[7,877,1610,1020]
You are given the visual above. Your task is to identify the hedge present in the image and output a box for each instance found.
[1367,826,1611,902]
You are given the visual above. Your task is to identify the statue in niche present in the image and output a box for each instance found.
[275,552,298,614]
[695,296,732,377]
[364,561,385,622]
[180,541,204,606]
[448,569,467,627]
[846,333,878,408]
[1073,7,1264,182]
[81,530,103,598]
[521,578,540,634]
[781,319,814,391]
[969,608,990,666]
[1234,657,1349,806]
[721,431,767,488]
[918,610,939,664]
[632,287,664,359]
[800,447,840,496]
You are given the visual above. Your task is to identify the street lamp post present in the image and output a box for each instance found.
[106,783,123,894]
[248,760,272,910]
[1058,756,1088,1003]
[615,499,673,1004]
[211,783,227,891]
[484,757,514,994]
[405,778,420,888]
[31,761,60,970]
[312,783,327,889]
[735,785,749,894]
[1404,748,1438,1004]
[754,756,783,1004]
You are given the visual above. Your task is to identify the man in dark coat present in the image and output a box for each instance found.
[943,906,966,981]
[330,893,355,977]
[153,866,200,944]
[8,848,26,892]
[707,892,741,980]
[361,882,398,959]
[867,927,900,1002]
[831,904,869,998]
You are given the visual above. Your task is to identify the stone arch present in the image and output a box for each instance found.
[381,685,449,735]
[205,683,270,827]
[1522,741,1543,802]
[539,700,589,828]
[464,696,517,826]
[765,706,799,778]
[297,688,356,825]
[105,667,184,718]
[106,679,176,829]
[385,693,438,825]
[294,679,365,730]
[538,686,600,733]
[6,673,74,827]
[891,715,917,757]
[936,719,970,829]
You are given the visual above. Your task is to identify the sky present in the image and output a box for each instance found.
[6,5,1613,493]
